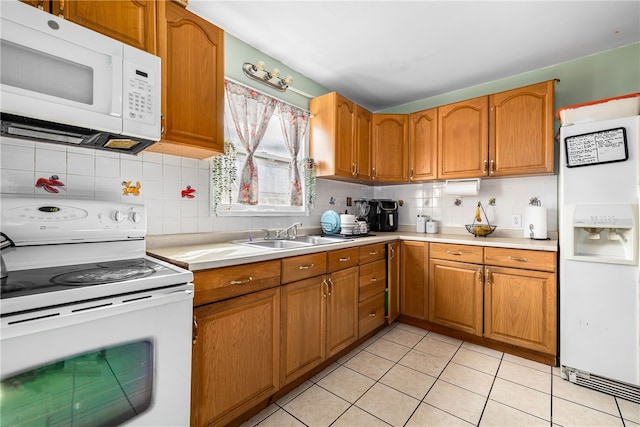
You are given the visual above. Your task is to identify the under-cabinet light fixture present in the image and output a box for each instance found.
[242,61,293,92]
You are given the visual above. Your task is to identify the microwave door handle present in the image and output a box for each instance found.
[110,55,123,117]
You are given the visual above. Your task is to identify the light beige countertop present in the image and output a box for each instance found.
[147,229,558,271]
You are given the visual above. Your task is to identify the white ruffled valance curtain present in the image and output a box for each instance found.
[278,104,309,206]
[224,80,277,205]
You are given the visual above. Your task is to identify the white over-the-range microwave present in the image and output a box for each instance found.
[0,2,161,154]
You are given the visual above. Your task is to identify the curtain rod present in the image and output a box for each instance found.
[224,76,312,112]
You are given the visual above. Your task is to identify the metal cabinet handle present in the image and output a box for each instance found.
[339,257,351,262]
[229,276,253,285]
[369,312,377,317]
[299,264,314,270]
[369,251,378,256]
[490,160,496,174]
[192,316,198,345]
[327,277,334,296]
[58,0,65,17]
[161,112,166,136]
[322,279,328,298]
[507,256,528,262]
[410,168,415,179]
[447,250,463,256]
[477,268,483,285]
[370,277,378,282]
[483,160,488,173]
[390,246,395,259]
[485,268,492,286]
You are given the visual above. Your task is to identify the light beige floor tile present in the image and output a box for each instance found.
[479,399,548,426]
[552,375,619,416]
[406,402,474,427]
[379,326,424,347]
[337,346,362,364]
[617,397,640,424]
[552,396,624,427]
[310,362,339,383]
[240,403,279,427]
[343,349,395,380]
[399,348,451,377]
[276,380,313,406]
[375,324,396,337]
[284,384,350,427]
[451,347,501,376]
[332,405,392,427]
[355,382,420,427]
[364,338,411,362]
[502,353,551,373]
[393,322,429,337]
[461,341,504,359]
[626,420,640,427]
[552,365,562,377]
[424,380,487,425]
[317,366,375,403]
[489,378,550,421]
[497,360,551,393]
[256,409,305,427]
[414,336,459,359]
[441,362,495,396]
[427,331,464,346]
[380,363,436,400]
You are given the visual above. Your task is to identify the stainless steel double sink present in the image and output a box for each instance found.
[231,235,350,250]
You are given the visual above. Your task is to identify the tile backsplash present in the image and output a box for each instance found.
[0,137,557,237]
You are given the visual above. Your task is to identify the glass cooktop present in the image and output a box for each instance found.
[1,258,171,300]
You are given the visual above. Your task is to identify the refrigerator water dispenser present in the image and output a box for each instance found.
[566,204,638,265]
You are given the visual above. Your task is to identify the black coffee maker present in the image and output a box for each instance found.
[367,200,398,232]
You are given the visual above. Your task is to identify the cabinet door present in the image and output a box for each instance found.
[409,108,437,181]
[429,259,483,336]
[20,0,50,12]
[484,266,557,355]
[56,0,157,53]
[335,95,357,178]
[327,267,359,357]
[280,276,326,386]
[400,241,429,320]
[354,104,372,180]
[489,80,555,177]
[372,114,409,182]
[152,1,224,158]
[438,96,489,179]
[387,241,401,324]
[192,288,280,427]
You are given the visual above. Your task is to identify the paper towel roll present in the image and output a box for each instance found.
[524,206,548,239]
[444,179,481,196]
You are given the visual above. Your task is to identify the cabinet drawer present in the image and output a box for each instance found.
[359,243,386,264]
[359,259,386,302]
[193,260,280,306]
[430,242,483,263]
[485,247,556,272]
[328,247,360,272]
[359,293,386,338]
[281,252,327,284]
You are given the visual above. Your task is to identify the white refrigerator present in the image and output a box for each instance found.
[559,115,640,403]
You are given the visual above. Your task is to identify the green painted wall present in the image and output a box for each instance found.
[379,43,640,114]
[226,34,639,114]
[224,33,328,109]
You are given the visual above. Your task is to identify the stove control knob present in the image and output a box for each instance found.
[130,210,142,223]
[112,210,125,222]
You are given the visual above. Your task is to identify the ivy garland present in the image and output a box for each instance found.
[211,140,238,216]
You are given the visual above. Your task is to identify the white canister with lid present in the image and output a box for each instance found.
[416,215,426,233]
[426,219,438,234]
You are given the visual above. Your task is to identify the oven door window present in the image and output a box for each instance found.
[1,340,153,426]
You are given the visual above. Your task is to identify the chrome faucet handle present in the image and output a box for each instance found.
[261,228,272,240]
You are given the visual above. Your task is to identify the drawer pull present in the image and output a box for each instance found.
[299,264,314,270]
[229,277,253,285]
[322,279,329,298]
[339,257,351,262]
[369,251,378,256]
[369,312,377,317]
[507,256,528,262]
[327,277,334,296]
[447,250,463,256]
[192,316,198,345]
[370,277,378,282]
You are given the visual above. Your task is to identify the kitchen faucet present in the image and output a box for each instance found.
[274,222,302,240]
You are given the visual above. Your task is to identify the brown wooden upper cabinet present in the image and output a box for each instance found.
[438,80,554,179]
[309,92,371,181]
[51,0,157,54]
[150,1,225,158]
[408,108,437,181]
[371,114,409,182]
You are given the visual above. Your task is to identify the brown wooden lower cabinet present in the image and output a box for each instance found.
[387,241,401,324]
[191,287,280,427]
[400,241,429,320]
[327,266,359,357]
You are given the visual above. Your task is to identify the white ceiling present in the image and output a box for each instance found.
[188,1,640,111]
